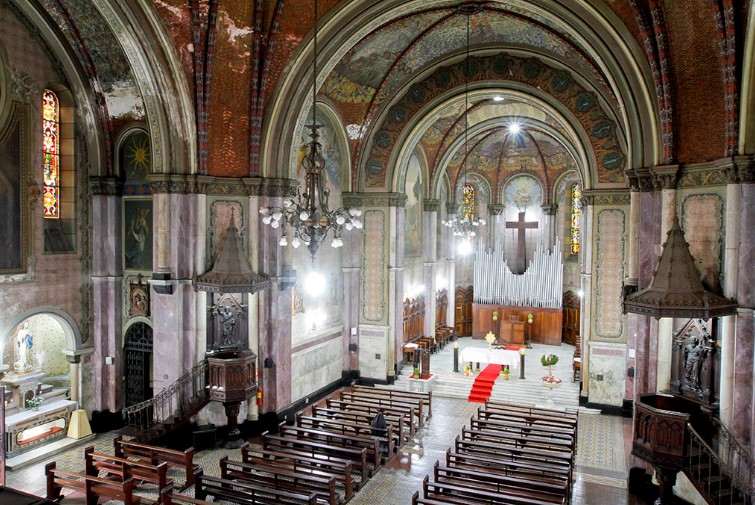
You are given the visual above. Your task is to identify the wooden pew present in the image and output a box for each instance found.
[160,483,213,505]
[84,446,171,490]
[46,462,141,505]
[324,398,416,441]
[444,448,570,490]
[241,443,356,500]
[220,456,340,505]
[278,422,382,469]
[461,426,574,457]
[432,461,567,505]
[351,384,433,417]
[411,491,459,505]
[454,436,573,487]
[114,436,197,487]
[470,417,575,454]
[311,405,409,445]
[339,391,425,429]
[194,468,318,505]
[261,432,371,483]
[483,401,578,426]
[421,474,548,505]
[296,413,398,456]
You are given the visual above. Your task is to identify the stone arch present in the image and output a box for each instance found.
[1,307,82,355]
[361,53,626,191]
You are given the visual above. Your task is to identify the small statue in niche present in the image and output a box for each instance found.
[14,322,33,373]
[217,305,237,345]
[683,335,704,390]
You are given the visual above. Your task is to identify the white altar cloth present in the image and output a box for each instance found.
[459,348,520,369]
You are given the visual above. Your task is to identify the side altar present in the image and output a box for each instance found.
[472,239,563,346]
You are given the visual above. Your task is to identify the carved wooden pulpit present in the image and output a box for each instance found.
[206,350,256,448]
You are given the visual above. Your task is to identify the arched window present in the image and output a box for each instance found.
[42,87,75,253]
[570,182,582,254]
[42,89,59,219]
[461,183,475,220]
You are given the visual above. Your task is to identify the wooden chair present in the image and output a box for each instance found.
[573,336,581,382]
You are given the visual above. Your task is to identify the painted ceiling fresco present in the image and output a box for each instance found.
[39,0,143,121]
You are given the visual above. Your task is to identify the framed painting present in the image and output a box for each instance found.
[129,281,150,317]
[123,199,153,271]
[0,103,30,274]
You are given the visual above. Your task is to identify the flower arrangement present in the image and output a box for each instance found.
[502,366,510,379]
[413,367,421,378]
[540,353,559,367]
[26,395,44,410]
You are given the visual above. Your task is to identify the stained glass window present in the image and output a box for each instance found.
[43,89,59,219]
[570,182,582,254]
[461,183,475,220]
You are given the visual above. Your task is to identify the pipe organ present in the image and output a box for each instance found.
[473,239,564,309]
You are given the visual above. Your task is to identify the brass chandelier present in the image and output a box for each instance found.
[259,0,362,259]
[443,5,485,242]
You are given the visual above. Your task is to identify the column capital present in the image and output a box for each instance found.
[446,202,459,215]
[423,199,440,212]
[541,204,557,216]
[625,166,655,191]
[62,347,94,364]
[487,204,505,216]
[90,176,122,196]
[650,164,680,190]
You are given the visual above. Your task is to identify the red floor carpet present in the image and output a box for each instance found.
[467,363,502,403]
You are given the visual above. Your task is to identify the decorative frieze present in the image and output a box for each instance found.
[144,174,298,197]
[343,192,407,208]
[650,164,679,190]
[89,176,121,196]
[423,199,440,212]
[580,190,630,207]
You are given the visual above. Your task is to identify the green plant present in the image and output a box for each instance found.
[540,353,559,367]
[26,396,43,409]
[413,368,421,377]
[502,366,510,375]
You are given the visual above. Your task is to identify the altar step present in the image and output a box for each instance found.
[5,433,95,471]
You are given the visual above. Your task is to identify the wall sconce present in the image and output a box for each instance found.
[263,357,275,369]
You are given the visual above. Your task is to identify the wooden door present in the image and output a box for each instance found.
[123,322,153,408]
[455,287,474,336]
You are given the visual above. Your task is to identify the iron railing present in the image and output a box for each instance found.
[686,422,754,505]
[123,360,208,437]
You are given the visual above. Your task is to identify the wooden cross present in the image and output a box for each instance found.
[506,211,538,272]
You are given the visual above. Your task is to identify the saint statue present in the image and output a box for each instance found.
[13,322,33,372]
[683,335,704,390]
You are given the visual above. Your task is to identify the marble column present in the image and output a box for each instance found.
[541,204,557,250]
[90,187,123,413]
[390,204,406,378]
[579,199,593,392]
[719,177,740,428]
[624,190,641,399]
[444,202,457,330]
[487,204,505,248]
[656,187,676,392]
[150,192,202,395]
[424,201,439,336]
[257,194,293,412]
[62,348,94,408]
[734,180,755,448]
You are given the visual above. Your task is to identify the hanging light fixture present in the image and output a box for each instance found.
[443,5,485,245]
[259,0,362,260]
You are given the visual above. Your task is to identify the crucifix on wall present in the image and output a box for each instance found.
[506,211,538,273]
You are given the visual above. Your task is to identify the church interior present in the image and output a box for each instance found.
[0,0,753,503]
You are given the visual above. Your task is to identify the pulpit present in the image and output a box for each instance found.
[500,318,525,346]
[206,350,256,448]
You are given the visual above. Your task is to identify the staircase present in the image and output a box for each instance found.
[634,393,754,505]
[685,419,754,505]
[122,360,209,442]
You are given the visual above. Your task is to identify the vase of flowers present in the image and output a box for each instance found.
[540,353,559,376]
[26,395,43,411]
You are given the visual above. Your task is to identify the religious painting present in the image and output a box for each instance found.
[0,121,22,272]
[404,153,423,257]
[120,129,151,195]
[503,174,543,212]
[209,199,244,268]
[128,280,150,317]
[123,199,153,271]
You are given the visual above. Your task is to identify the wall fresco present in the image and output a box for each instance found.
[594,209,626,341]
[681,194,723,292]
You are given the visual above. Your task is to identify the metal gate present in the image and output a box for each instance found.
[123,322,153,408]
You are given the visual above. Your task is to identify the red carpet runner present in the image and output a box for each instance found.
[467,364,502,403]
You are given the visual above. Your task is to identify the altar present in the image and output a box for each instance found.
[5,399,77,457]
[459,347,520,369]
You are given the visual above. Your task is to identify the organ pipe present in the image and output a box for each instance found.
[473,238,564,308]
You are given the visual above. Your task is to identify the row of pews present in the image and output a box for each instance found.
[46,436,196,505]
[44,385,431,505]
[412,400,578,505]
